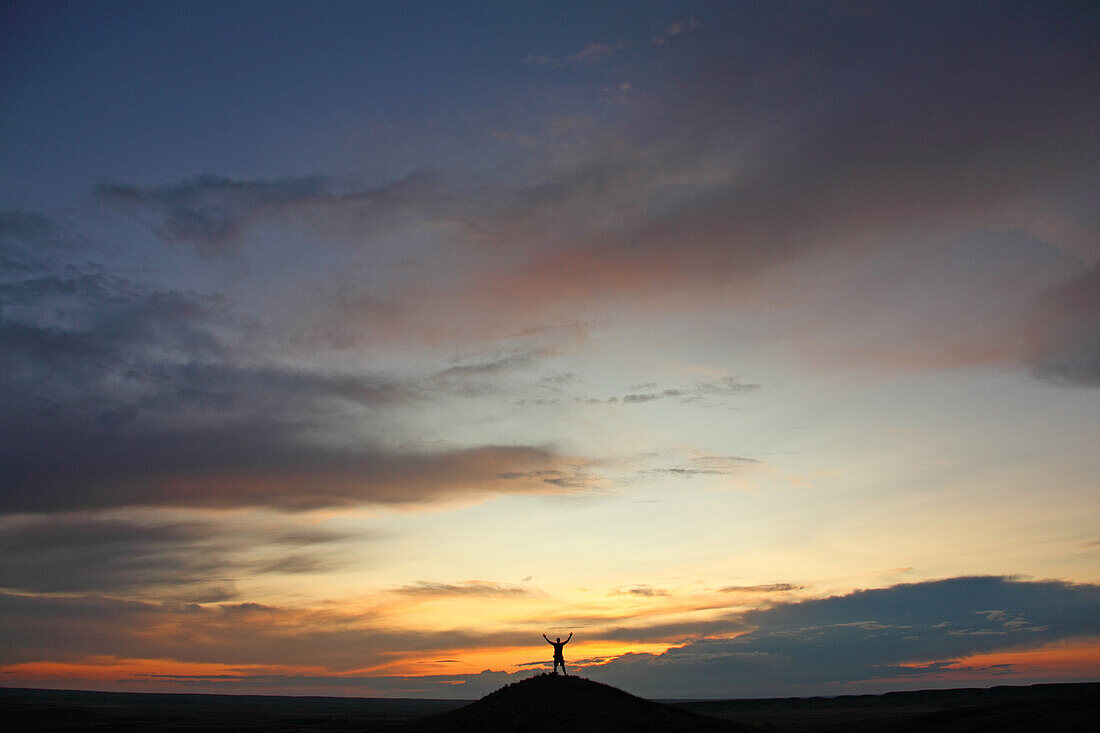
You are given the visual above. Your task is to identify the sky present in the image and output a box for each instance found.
[1,0,1098,700]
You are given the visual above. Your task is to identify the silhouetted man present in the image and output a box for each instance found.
[543,632,572,675]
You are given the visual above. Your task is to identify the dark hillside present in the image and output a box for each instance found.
[407,673,759,732]
[675,682,1100,732]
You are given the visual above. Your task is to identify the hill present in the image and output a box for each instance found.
[406,673,756,732]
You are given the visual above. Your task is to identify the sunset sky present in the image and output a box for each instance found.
[1,1,1098,699]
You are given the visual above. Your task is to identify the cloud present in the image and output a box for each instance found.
[0,211,77,272]
[2,411,577,512]
[522,41,627,68]
[631,453,759,482]
[95,172,464,257]
[1027,262,1100,385]
[0,592,534,672]
[496,466,601,491]
[393,581,530,597]
[81,4,1098,380]
[571,377,760,407]
[4,578,1096,698]
[75,4,1097,384]
[0,513,353,598]
[97,176,329,256]
[718,584,800,593]
[432,5,1099,378]
[434,349,556,379]
[622,390,682,404]
[0,270,589,513]
[620,586,669,597]
[653,17,698,46]
[584,577,1100,697]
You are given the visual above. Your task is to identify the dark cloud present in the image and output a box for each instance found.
[1028,262,1100,385]
[2,408,570,512]
[620,587,668,597]
[95,171,473,258]
[0,266,588,512]
[0,211,74,272]
[0,273,210,414]
[0,514,352,597]
[718,583,800,593]
[585,577,1100,697]
[393,581,530,597]
[96,175,328,256]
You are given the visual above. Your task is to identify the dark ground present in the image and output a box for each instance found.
[0,689,459,732]
[407,673,750,732]
[677,681,1100,732]
[1,679,1096,732]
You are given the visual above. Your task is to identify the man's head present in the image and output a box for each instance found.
[556,637,561,643]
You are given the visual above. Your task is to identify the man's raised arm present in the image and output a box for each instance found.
[543,634,551,644]
[564,632,572,643]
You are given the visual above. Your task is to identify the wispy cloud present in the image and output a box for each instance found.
[496,466,602,491]
[0,266,593,513]
[0,592,534,672]
[434,349,556,379]
[0,513,353,598]
[393,581,530,597]
[97,176,325,255]
[718,583,800,593]
[565,377,761,407]
[618,586,669,597]
[1027,262,1100,385]
[653,17,698,46]
[95,172,458,257]
[633,453,759,481]
[522,41,628,68]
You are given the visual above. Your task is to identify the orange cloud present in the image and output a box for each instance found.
[947,638,1100,678]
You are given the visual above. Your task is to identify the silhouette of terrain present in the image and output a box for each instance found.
[406,673,753,732]
[0,688,460,731]
[677,681,1100,731]
[1,681,1097,731]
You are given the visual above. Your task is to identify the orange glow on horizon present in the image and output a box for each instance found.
[0,657,322,684]
[947,639,1100,676]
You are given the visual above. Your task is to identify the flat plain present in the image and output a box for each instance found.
[2,680,1097,732]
